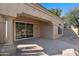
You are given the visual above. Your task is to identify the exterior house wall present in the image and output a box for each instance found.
[52,18,64,39]
[40,21,53,39]
[0,3,64,55]
[53,24,63,39]
[0,3,64,40]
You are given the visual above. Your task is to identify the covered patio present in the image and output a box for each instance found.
[0,3,63,55]
[14,13,54,41]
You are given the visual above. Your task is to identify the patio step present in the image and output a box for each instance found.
[16,44,45,56]
[20,52,47,56]
[16,48,45,56]
[21,49,43,52]
[17,44,44,50]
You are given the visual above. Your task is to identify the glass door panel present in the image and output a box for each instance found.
[16,22,26,39]
[16,22,33,39]
[27,24,33,37]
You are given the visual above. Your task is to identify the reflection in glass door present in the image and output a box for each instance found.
[16,22,33,39]
[27,24,33,37]
[16,22,26,39]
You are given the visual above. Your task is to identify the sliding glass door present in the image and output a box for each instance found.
[27,24,33,37]
[16,22,26,39]
[16,22,33,39]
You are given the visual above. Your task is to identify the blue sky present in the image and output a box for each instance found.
[40,3,79,16]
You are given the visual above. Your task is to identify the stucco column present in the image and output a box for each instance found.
[53,24,58,39]
[0,16,6,43]
[0,16,16,56]
[6,17,14,44]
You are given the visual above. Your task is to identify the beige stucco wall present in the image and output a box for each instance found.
[0,15,14,44]
[40,21,53,39]
[6,17,14,44]
[40,22,64,39]
[0,15,15,44]
[0,16,6,43]
[53,24,64,39]
[0,3,63,24]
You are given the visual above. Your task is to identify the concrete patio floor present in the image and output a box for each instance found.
[15,39,79,56]
[14,28,79,56]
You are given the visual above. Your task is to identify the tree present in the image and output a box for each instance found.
[64,7,79,35]
[49,8,62,17]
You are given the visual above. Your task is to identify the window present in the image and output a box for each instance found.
[16,22,33,39]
